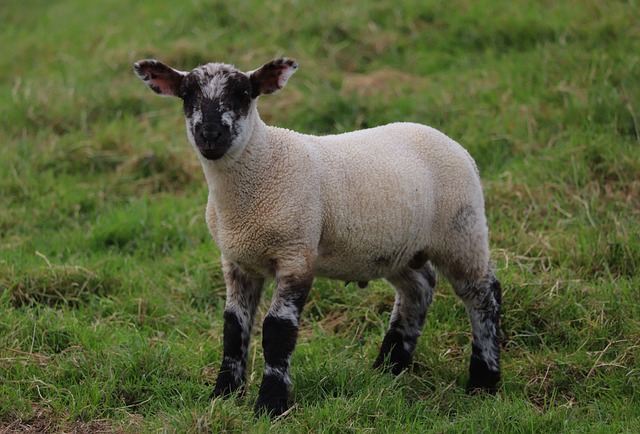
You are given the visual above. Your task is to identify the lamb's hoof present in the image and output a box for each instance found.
[373,329,413,375]
[466,353,500,394]
[466,378,500,395]
[373,357,409,376]
[254,376,291,418]
[211,371,243,399]
[254,395,290,418]
[466,369,500,394]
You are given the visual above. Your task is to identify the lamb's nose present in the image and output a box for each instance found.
[200,125,221,142]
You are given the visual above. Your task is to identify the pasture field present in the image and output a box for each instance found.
[1,0,639,432]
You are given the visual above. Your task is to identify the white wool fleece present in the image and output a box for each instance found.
[201,116,489,284]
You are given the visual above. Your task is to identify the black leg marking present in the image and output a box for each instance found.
[254,273,312,417]
[254,315,299,416]
[373,325,418,375]
[212,261,264,399]
[212,310,247,397]
[255,371,291,417]
[453,273,502,394]
[466,344,501,393]
[466,275,502,393]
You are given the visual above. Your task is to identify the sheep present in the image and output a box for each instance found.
[134,57,502,417]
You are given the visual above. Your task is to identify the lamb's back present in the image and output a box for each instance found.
[299,122,482,280]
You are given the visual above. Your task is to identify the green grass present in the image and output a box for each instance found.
[1,0,639,432]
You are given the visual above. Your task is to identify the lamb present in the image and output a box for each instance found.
[134,57,502,417]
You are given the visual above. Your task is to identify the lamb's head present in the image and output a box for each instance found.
[134,58,298,161]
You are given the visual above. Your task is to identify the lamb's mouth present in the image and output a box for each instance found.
[198,146,230,160]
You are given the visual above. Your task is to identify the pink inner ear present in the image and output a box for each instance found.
[151,74,180,95]
[250,58,298,97]
[135,60,185,97]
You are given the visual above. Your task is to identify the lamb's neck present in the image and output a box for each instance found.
[200,117,275,208]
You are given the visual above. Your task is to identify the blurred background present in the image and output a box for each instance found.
[1,0,639,432]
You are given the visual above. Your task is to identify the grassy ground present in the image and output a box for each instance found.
[1,0,639,432]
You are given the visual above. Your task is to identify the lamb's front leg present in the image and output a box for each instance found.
[255,272,313,417]
[212,260,264,397]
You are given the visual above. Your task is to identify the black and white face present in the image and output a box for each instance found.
[134,58,298,161]
[180,64,254,160]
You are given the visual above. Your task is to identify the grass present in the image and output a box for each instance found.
[1,0,639,432]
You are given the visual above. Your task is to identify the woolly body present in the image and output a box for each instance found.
[200,119,488,285]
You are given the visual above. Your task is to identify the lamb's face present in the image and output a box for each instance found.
[181,64,254,161]
[135,57,298,161]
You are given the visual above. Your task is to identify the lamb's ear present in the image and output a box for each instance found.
[134,59,187,97]
[248,58,298,98]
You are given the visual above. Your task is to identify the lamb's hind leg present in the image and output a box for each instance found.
[436,200,502,392]
[212,259,264,397]
[373,262,437,374]
[449,269,502,393]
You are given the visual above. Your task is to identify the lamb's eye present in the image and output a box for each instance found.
[235,88,250,103]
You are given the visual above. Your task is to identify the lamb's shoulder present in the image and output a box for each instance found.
[210,126,323,275]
